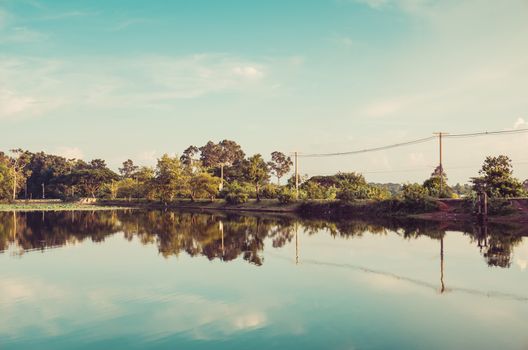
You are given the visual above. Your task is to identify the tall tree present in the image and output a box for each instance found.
[62,160,119,198]
[189,172,220,201]
[180,146,200,168]
[471,155,523,198]
[268,151,293,185]
[199,140,245,190]
[154,154,189,202]
[8,149,32,200]
[423,165,452,198]
[119,159,139,178]
[246,154,270,201]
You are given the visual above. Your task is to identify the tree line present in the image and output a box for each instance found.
[1,141,527,204]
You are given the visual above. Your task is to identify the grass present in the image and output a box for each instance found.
[0,201,129,212]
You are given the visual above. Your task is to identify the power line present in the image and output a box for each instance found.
[298,136,436,158]
[446,128,528,139]
[296,128,528,158]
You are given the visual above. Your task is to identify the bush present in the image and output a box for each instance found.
[337,184,390,202]
[223,182,250,205]
[277,187,296,204]
[302,181,337,200]
[401,183,429,201]
[260,184,279,199]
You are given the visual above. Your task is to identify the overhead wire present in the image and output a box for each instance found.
[295,128,528,158]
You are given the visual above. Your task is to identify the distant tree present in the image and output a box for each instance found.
[245,154,270,201]
[423,165,453,198]
[189,172,220,201]
[200,140,245,190]
[67,161,119,198]
[402,183,429,201]
[119,159,138,178]
[268,151,293,185]
[8,149,32,200]
[452,183,472,197]
[471,155,523,198]
[180,146,200,168]
[0,160,13,200]
[135,166,156,200]
[89,159,107,170]
[25,152,71,199]
[523,179,528,193]
[302,181,337,200]
[154,154,189,202]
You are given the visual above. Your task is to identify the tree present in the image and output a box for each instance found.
[71,165,119,198]
[0,159,13,200]
[423,165,453,198]
[199,140,245,190]
[154,154,189,202]
[180,146,200,168]
[268,151,293,185]
[189,172,220,201]
[245,154,269,201]
[119,159,138,178]
[8,149,32,200]
[402,183,429,201]
[471,155,523,198]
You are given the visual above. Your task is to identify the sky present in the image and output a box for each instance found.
[1,0,527,184]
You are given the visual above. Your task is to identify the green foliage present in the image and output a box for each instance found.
[260,184,279,199]
[0,161,13,201]
[154,154,189,202]
[301,181,337,200]
[268,151,293,185]
[277,187,296,204]
[336,183,389,202]
[189,172,220,200]
[401,183,429,201]
[223,182,250,204]
[309,172,367,188]
[246,154,270,201]
[423,166,453,198]
[471,155,524,198]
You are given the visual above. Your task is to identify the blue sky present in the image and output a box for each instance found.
[1,0,527,183]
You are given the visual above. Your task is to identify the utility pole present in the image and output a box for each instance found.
[433,132,448,197]
[294,152,299,200]
[42,183,45,199]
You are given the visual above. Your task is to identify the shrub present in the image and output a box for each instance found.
[401,183,429,201]
[302,181,337,200]
[337,184,390,202]
[277,187,296,204]
[260,184,279,199]
[223,182,250,205]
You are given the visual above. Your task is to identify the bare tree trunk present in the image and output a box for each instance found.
[219,165,224,191]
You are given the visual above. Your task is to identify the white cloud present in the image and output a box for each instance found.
[0,54,272,120]
[232,66,264,80]
[514,118,527,129]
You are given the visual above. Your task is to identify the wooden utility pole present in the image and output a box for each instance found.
[294,152,299,200]
[433,132,448,197]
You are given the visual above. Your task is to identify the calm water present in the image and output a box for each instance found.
[1,210,527,350]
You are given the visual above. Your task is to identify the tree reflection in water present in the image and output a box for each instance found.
[0,210,525,271]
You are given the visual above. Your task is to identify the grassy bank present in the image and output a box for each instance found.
[0,200,129,212]
[98,198,301,213]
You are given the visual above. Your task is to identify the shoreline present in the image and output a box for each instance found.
[2,199,528,225]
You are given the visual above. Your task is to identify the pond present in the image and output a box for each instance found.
[1,210,527,350]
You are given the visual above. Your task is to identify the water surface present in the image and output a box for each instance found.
[1,210,527,349]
